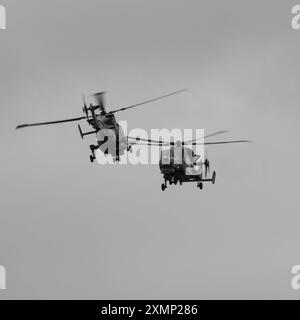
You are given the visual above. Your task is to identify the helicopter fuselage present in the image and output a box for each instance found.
[159,146,216,190]
[93,113,127,158]
[159,146,202,178]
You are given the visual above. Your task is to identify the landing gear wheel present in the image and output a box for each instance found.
[161,184,166,191]
[197,182,203,190]
[212,171,216,184]
[90,155,95,163]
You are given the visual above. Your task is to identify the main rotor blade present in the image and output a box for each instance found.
[108,89,188,115]
[16,116,87,129]
[183,130,229,144]
[132,139,251,147]
[127,136,169,145]
[186,140,251,146]
[128,131,229,145]
[130,142,165,147]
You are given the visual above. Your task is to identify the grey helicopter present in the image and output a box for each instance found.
[133,132,250,191]
[16,89,187,162]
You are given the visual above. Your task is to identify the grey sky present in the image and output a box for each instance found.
[0,0,300,299]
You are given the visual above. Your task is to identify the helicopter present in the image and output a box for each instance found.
[132,132,250,191]
[16,89,187,162]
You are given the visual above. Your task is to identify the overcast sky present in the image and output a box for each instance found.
[0,0,300,299]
